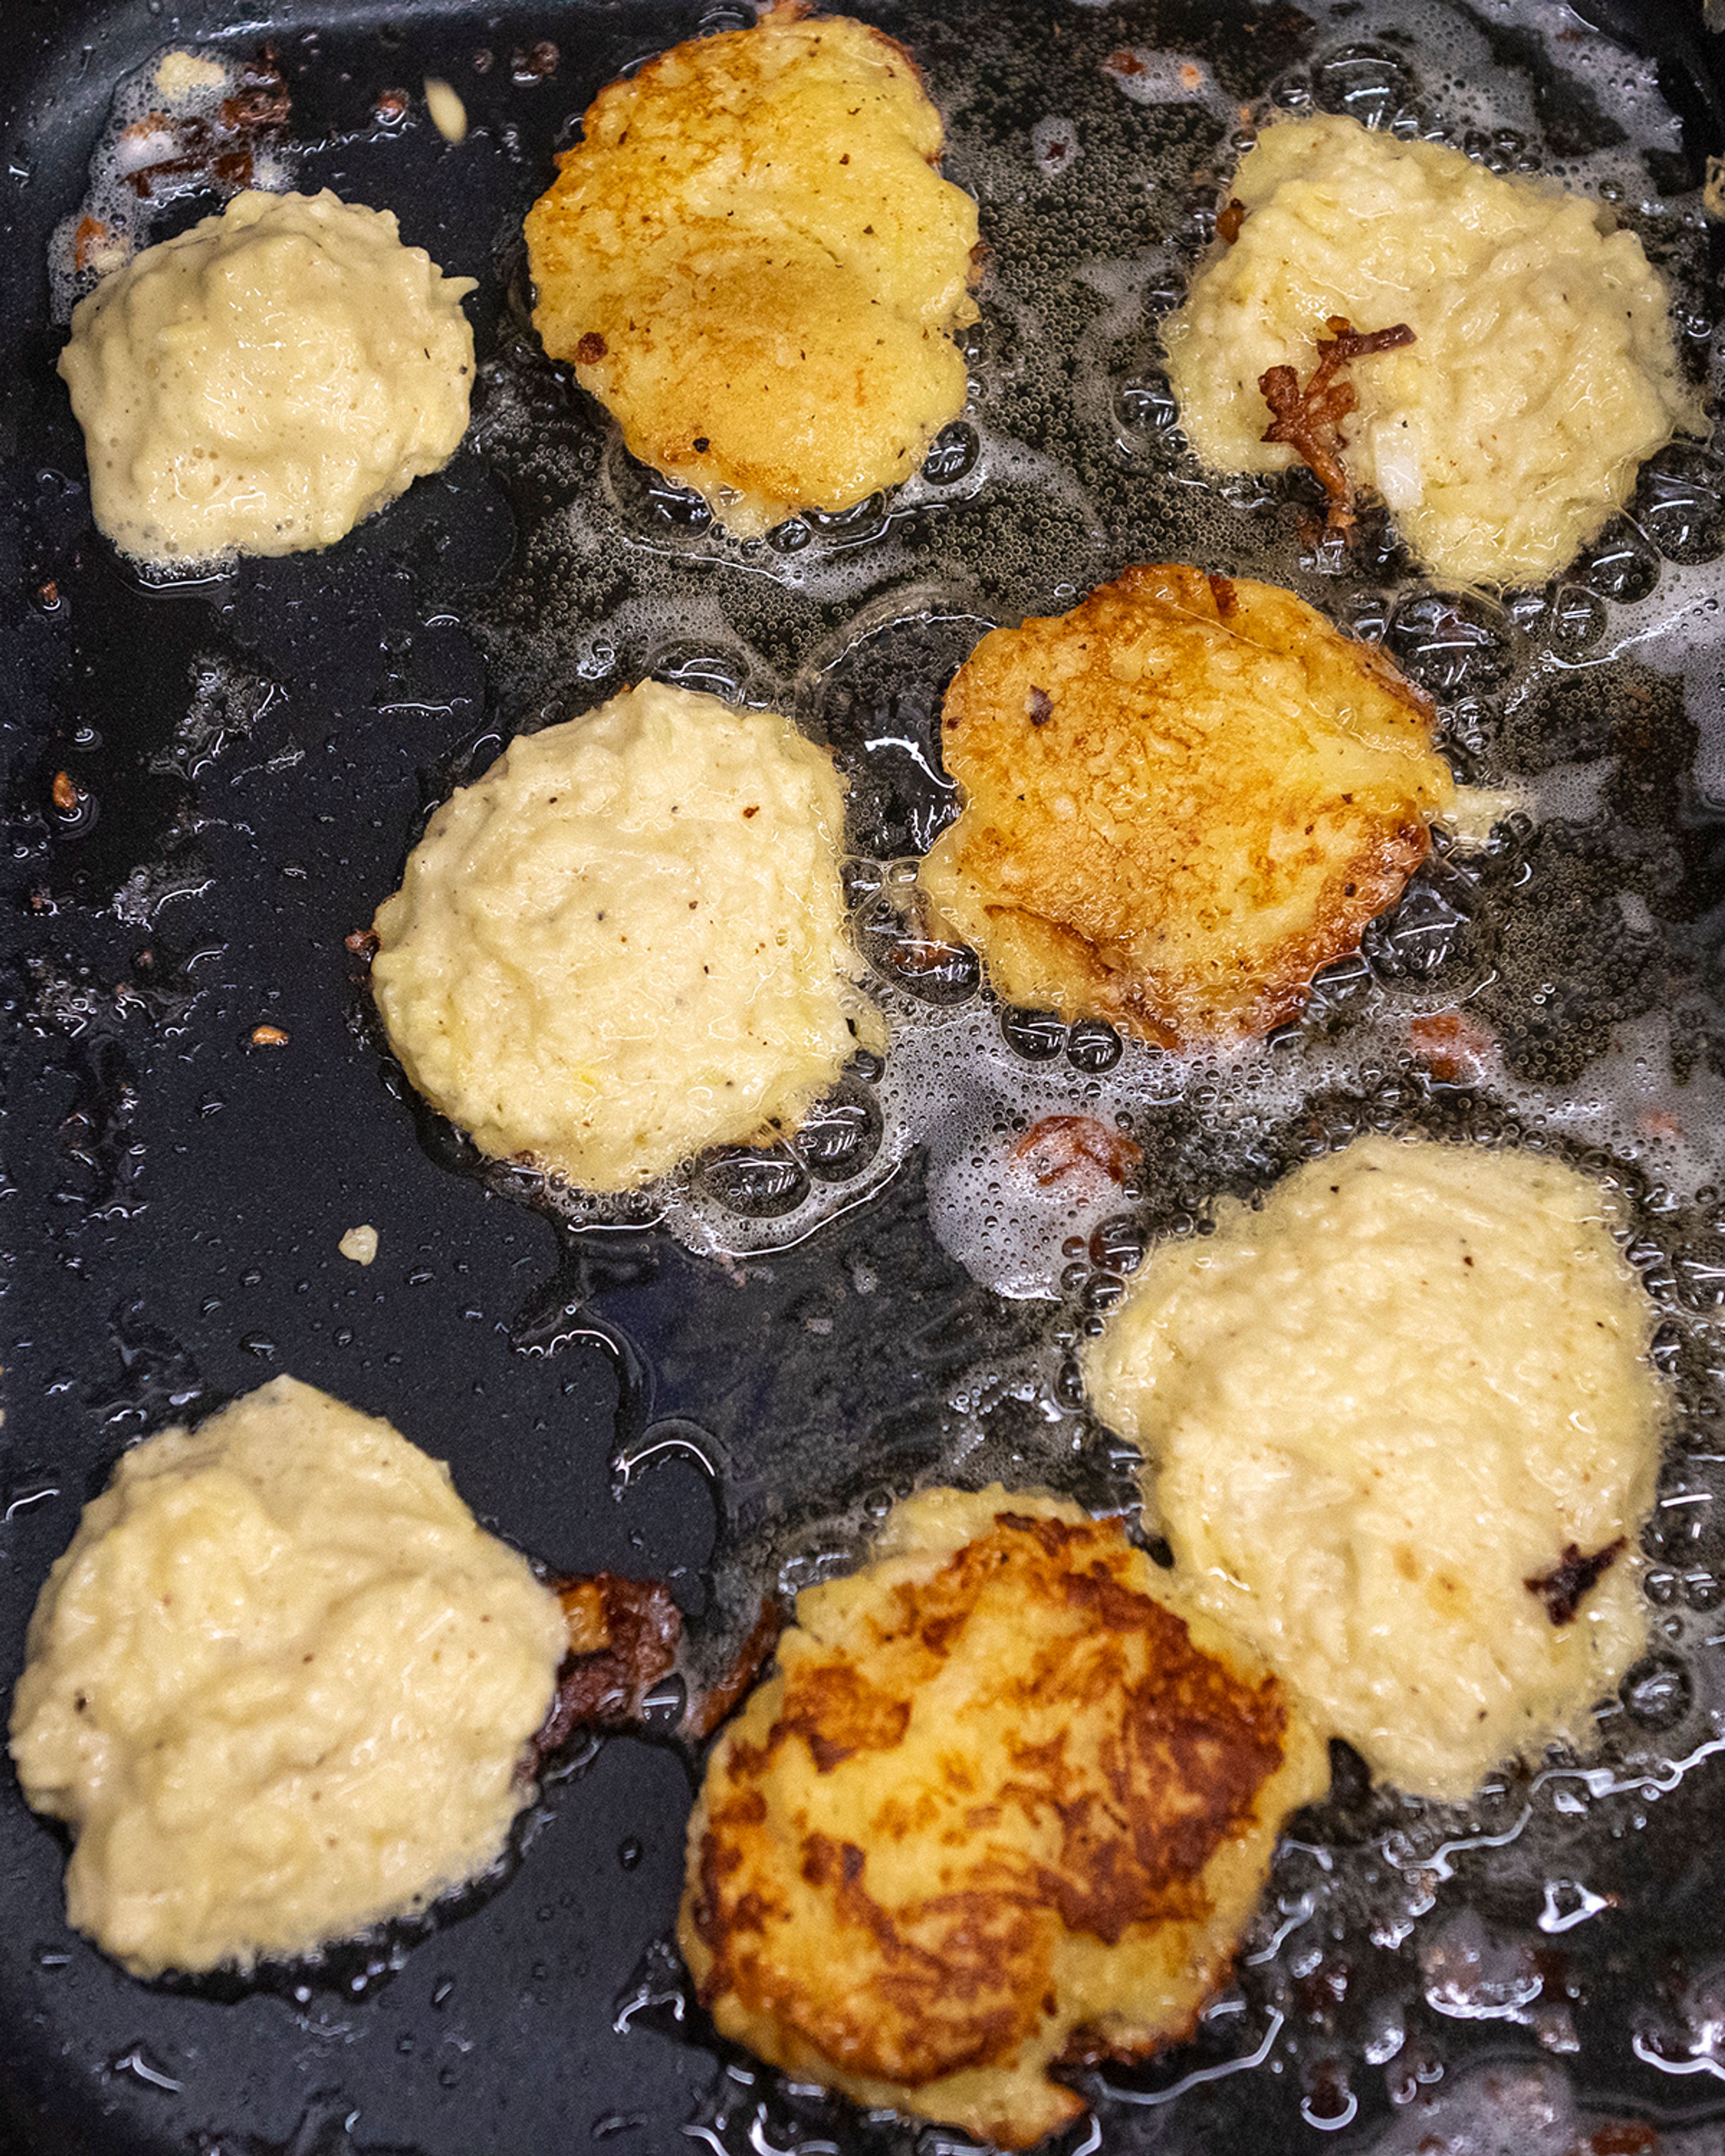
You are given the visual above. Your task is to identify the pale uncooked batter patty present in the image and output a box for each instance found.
[1084,1135,1664,1802]
[1164,115,1698,586]
[9,1377,566,1977]
[371,680,880,1193]
[59,188,475,564]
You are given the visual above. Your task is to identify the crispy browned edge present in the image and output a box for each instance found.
[938,565,1438,1050]
[531,1574,681,1760]
[531,0,982,394]
[685,1511,1300,2123]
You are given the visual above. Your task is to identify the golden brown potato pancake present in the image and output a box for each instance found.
[679,1488,1328,2149]
[918,566,1456,1047]
[524,3,979,537]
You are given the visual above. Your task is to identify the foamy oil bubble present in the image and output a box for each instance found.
[1030,114,1082,179]
[655,1059,908,1262]
[1430,0,1684,161]
[1633,1955,1725,2099]
[896,1004,1177,1299]
[475,357,1086,635]
[1267,0,1685,194]
[1099,49,1237,120]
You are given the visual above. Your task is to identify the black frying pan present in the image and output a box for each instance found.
[3,1,1725,2150]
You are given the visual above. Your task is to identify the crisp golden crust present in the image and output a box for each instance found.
[524,3,979,536]
[918,566,1456,1047]
[679,1488,1329,2149]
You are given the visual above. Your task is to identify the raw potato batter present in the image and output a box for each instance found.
[371,680,880,1193]
[525,3,979,536]
[59,189,476,564]
[1164,115,1698,587]
[681,1487,1328,2149]
[1084,1137,1664,1802]
[8,1378,566,1977]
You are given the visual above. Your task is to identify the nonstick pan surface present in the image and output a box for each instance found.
[4,1,1725,2151]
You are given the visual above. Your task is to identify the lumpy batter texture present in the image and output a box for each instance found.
[1084,1136,1664,1803]
[58,189,475,564]
[681,1486,1328,2149]
[1164,115,1698,587]
[371,680,879,1193]
[525,4,979,536]
[8,1378,565,1977]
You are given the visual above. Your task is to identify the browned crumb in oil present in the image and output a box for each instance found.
[1406,1008,1497,1085]
[1525,1539,1625,1626]
[511,40,559,84]
[533,1573,681,1757]
[1260,314,1416,534]
[72,218,109,273]
[121,49,290,200]
[1012,1114,1142,1189]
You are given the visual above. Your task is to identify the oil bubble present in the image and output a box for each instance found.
[692,1145,810,1219]
[1000,1007,1066,1060]
[1619,1652,1692,1731]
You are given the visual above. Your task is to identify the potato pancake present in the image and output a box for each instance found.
[58,189,474,566]
[1164,115,1699,588]
[524,3,980,537]
[370,681,879,1194]
[9,1378,564,1977]
[1084,1136,1664,1803]
[917,566,1455,1047]
[680,1487,1328,2149]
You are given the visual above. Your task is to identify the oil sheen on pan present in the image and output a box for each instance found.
[1,0,1724,2154]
